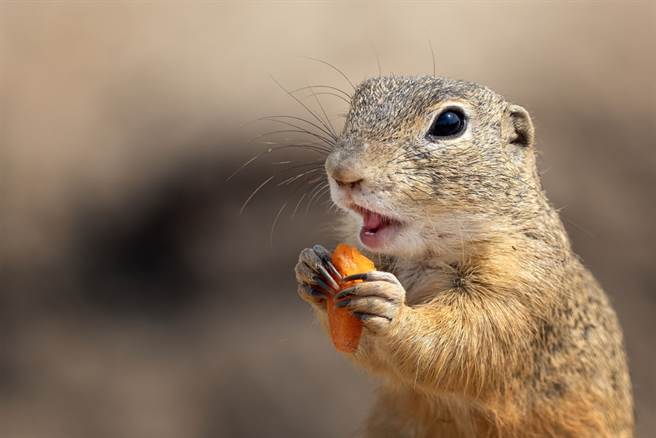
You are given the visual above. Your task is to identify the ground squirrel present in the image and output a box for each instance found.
[294,76,633,437]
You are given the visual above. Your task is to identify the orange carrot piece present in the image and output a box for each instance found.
[328,243,376,353]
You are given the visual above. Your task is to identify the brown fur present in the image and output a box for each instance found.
[296,76,633,437]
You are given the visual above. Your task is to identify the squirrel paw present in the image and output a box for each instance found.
[294,244,342,308]
[334,271,406,335]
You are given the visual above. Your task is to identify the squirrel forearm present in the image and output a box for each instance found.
[373,291,534,397]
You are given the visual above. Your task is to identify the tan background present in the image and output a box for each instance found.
[1,2,654,437]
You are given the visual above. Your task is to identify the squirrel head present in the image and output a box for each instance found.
[326,76,543,258]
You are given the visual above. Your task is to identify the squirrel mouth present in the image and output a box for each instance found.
[352,205,402,249]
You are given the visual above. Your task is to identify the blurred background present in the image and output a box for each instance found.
[1,2,654,437]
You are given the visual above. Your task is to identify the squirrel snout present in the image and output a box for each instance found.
[326,156,365,190]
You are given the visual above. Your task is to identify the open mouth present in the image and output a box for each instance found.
[352,205,403,249]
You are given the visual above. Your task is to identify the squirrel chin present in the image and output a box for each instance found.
[359,221,403,251]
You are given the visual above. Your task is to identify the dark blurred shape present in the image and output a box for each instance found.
[74,169,203,317]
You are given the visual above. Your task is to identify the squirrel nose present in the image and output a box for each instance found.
[327,162,364,189]
[333,176,364,189]
[326,151,365,190]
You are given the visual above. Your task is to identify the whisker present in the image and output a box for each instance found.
[270,76,338,143]
[300,56,356,90]
[228,142,324,183]
[257,115,336,141]
[305,175,326,185]
[291,193,307,219]
[317,198,334,214]
[226,154,262,182]
[269,201,288,247]
[305,182,330,215]
[260,142,330,156]
[294,91,350,105]
[429,40,436,77]
[269,144,330,155]
[370,43,382,77]
[290,84,352,99]
[256,124,335,148]
[307,83,337,138]
[272,159,325,170]
[257,139,331,154]
[279,157,324,178]
[308,186,331,214]
[319,190,338,210]
[277,167,322,186]
[239,175,275,215]
[234,72,348,224]
[285,164,327,217]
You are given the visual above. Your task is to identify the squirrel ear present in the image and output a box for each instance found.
[504,104,534,148]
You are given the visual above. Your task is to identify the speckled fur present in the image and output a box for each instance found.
[299,76,633,437]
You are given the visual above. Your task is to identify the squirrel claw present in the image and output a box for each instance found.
[316,265,340,291]
[312,244,342,281]
[313,276,334,293]
[334,270,406,335]
[295,244,343,308]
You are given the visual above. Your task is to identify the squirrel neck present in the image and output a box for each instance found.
[383,190,575,296]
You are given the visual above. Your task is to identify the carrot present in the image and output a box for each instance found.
[328,243,376,353]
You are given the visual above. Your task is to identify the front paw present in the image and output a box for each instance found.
[334,271,406,336]
[294,244,342,309]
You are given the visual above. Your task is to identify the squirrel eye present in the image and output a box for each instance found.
[427,108,467,139]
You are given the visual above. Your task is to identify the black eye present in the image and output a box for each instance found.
[427,108,467,139]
